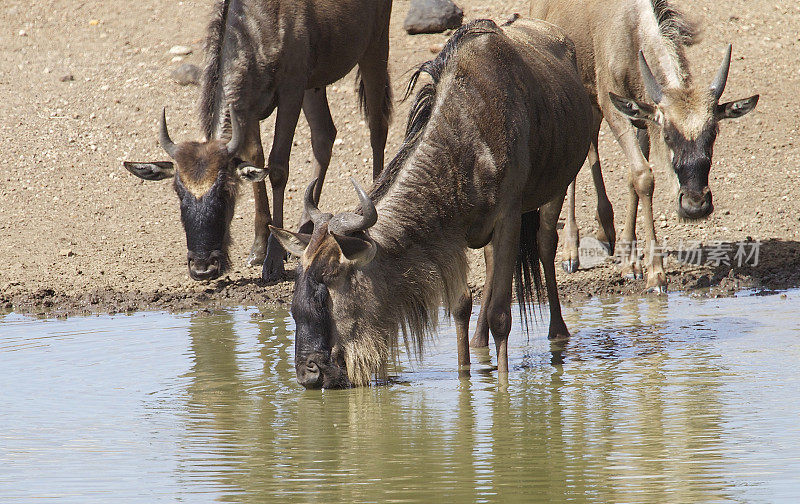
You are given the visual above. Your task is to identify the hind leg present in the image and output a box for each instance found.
[357,21,392,179]
[485,213,520,375]
[262,86,305,282]
[562,180,580,273]
[454,288,473,373]
[540,193,570,340]
[589,112,615,254]
[298,88,337,234]
[470,245,493,348]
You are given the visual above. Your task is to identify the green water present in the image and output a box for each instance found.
[1,291,799,503]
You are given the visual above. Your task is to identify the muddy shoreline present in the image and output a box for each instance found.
[5,237,799,317]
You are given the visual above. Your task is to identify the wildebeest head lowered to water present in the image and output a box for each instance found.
[124,108,267,280]
[123,0,393,282]
[272,18,593,388]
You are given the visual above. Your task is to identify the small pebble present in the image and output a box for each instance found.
[60,74,75,82]
[168,45,193,56]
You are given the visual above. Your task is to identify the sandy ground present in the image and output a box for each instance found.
[1,0,799,316]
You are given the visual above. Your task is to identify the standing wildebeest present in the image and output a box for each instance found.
[270,18,593,388]
[123,0,392,282]
[529,0,759,291]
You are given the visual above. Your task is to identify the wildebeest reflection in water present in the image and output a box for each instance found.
[271,18,594,388]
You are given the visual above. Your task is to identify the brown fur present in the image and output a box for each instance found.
[278,18,593,386]
[172,141,231,198]
[127,0,394,283]
[530,0,759,292]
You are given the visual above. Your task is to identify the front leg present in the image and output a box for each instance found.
[262,87,305,282]
[236,125,269,267]
[470,245,493,348]
[605,112,665,291]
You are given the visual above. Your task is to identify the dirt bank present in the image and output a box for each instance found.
[1,0,799,317]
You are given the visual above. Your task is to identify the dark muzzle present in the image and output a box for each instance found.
[677,187,713,220]
[187,250,223,281]
[296,352,351,390]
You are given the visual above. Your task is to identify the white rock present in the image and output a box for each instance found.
[168,45,192,56]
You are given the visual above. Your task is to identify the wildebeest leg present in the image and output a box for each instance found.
[298,88,337,234]
[637,128,651,160]
[453,289,473,374]
[540,194,570,340]
[561,180,580,273]
[245,126,269,267]
[605,113,666,292]
[486,214,520,375]
[469,245,493,348]
[262,88,305,282]
[357,24,391,179]
[589,112,615,254]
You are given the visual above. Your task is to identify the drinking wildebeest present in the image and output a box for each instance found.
[270,18,593,388]
[123,0,393,282]
[529,0,759,292]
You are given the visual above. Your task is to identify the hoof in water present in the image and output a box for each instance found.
[645,284,668,295]
[562,259,579,273]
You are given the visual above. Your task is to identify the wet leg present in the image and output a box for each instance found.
[486,214,520,375]
[454,289,473,374]
[540,194,570,340]
[470,245,493,348]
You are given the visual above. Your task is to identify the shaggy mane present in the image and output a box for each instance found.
[200,0,230,139]
[369,19,501,204]
[650,0,700,47]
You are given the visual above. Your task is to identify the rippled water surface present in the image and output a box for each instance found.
[2,291,800,503]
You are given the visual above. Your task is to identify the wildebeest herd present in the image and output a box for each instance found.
[124,0,758,388]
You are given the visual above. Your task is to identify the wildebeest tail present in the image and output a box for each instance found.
[515,210,543,333]
[357,70,394,130]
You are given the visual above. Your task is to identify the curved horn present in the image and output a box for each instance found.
[158,107,178,159]
[328,178,378,235]
[710,44,732,100]
[304,179,330,227]
[225,106,243,155]
[638,51,663,104]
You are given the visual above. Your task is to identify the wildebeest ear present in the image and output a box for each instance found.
[717,95,759,120]
[123,161,174,181]
[608,92,658,123]
[235,162,268,183]
[269,225,311,258]
[331,233,376,267]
